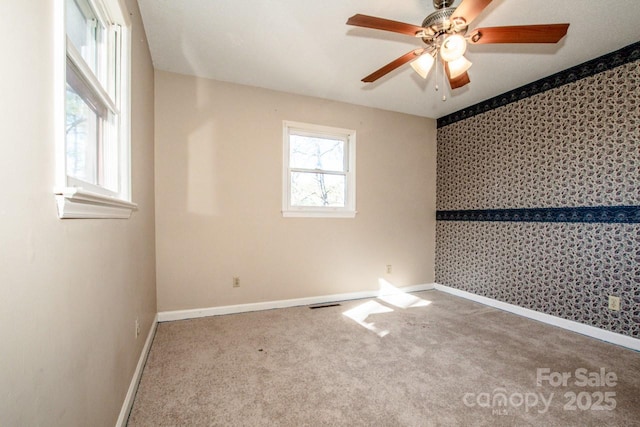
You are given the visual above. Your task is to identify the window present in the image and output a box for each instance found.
[55,0,135,218]
[283,121,356,218]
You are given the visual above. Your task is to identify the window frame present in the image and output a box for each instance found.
[282,121,356,218]
[54,0,136,219]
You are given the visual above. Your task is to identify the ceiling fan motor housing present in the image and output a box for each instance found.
[433,0,455,9]
[421,7,468,43]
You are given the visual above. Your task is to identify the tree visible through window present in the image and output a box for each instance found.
[66,83,99,184]
[290,135,345,207]
[283,121,356,218]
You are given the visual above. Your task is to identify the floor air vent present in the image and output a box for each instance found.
[309,303,341,309]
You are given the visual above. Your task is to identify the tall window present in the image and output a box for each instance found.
[57,0,134,218]
[283,121,356,218]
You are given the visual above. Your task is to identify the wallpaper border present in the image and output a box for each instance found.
[436,206,640,224]
[437,41,640,128]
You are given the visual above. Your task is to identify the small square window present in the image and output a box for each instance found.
[283,121,356,218]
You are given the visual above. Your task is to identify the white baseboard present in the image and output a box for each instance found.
[434,284,640,352]
[157,283,436,322]
[116,314,158,427]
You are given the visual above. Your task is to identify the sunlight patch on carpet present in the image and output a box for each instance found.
[342,279,432,336]
[378,278,432,309]
[342,300,393,337]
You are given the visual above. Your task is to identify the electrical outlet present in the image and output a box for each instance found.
[135,318,140,338]
[233,277,240,288]
[386,265,392,274]
[608,296,620,311]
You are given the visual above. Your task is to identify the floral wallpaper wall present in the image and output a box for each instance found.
[435,43,640,338]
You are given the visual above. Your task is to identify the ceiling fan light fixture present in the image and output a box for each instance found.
[440,34,467,62]
[410,53,435,79]
[447,56,472,78]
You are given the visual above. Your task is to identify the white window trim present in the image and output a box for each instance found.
[55,187,137,219]
[54,0,136,219]
[282,121,356,218]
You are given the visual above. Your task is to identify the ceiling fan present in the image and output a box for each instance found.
[346,0,569,90]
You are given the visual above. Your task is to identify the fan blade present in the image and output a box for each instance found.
[362,49,425,83]
[347,14,426,37]
[450,72,470,89]
[451,0,492,26]
[443,61,471,89]
[469,24,570,44]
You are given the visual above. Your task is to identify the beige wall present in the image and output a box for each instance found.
[155,71,437,312]
[0,0,156,425]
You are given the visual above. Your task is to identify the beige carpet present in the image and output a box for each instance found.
[128,291,640,426]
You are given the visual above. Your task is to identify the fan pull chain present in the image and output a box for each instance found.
[433,49,446,101]
[439,12,446,101]
[440,51,447,102]
[442,68,447,102]
[434,50,439,92]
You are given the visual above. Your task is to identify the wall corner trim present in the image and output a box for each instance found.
[116,314,158,427]
[434,284,640,352]
[157,284,436,322]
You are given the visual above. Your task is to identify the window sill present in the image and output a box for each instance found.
[55,187,138,219]
[282,209,357,218]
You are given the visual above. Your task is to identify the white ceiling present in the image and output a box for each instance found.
[137,0,640,119]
